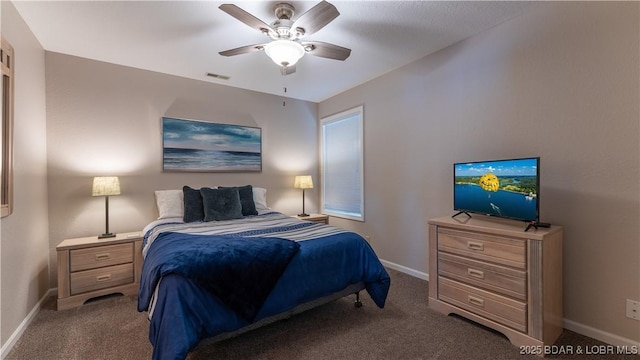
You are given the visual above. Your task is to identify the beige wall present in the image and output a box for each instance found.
[0,1,50,349]
[45,53,320,286]
[320,1,639,345]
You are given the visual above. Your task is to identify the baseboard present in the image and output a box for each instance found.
[380,259,429,281]
[0,288,55,360]
[563,318,640,348]
[382,261,640,349]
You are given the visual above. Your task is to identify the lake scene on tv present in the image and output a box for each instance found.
[454,158,538,221]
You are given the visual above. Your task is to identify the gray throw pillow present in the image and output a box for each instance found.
[200,187,243,221]
[183,186,204,223]
[218,185,258,216]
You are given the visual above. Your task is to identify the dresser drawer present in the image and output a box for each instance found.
[438,252,526,300]
[70,243,133,272]
[70,263,134,295]
[439,276,527,332]
[437,228,526,269]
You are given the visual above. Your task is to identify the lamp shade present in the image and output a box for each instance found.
[92,177,121,196]
[264,40,305,67]
[294,175,313,189]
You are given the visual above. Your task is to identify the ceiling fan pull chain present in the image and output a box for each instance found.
[282,86,287,107]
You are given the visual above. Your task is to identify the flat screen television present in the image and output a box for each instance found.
[453,157,540,223]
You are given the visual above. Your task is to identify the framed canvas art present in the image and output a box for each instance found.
[162,117,262,172]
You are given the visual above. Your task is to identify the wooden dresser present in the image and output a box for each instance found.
[57,232,143,310]
[428,216,563,352]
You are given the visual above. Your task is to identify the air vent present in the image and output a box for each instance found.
[206,72,230,80]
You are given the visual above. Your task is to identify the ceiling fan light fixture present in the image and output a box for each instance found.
[264,40,305,67]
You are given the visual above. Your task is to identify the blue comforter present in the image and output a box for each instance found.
[138,233,301,321]
[138,214,390,360]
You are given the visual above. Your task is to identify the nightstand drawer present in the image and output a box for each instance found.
[70,263,134,295]
[70,243,133,272]
[437,228,525,269]
[438,252,526,300]
[439,277,527,332]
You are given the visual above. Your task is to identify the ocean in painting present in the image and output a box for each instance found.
[163,148,261,172]
[454,184,537,221]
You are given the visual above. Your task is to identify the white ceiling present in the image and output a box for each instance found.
[13,1,536,103]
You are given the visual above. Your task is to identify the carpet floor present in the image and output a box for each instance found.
[6,269,636,360]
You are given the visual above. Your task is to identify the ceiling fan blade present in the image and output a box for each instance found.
[292,1,340,37]
[219,4,275,36]
[281,65,296,76]
[302,41,351,61]
[219,44,266,57]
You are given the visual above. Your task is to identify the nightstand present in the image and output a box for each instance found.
[56,231,143,310]
[293,213,329,224]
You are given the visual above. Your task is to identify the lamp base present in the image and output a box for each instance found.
[297,213,310,217]
[98,233,116,239]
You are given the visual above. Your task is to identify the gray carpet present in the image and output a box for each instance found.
[6,269,636,360]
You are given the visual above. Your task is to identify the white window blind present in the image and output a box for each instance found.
[321,106,364,221]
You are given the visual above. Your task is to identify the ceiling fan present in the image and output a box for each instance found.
[218,1,351,75]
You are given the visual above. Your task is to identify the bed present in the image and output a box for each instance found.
[137,186,391,360]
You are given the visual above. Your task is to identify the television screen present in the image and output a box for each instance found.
[454,157,540,222]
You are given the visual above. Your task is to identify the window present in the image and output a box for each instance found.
[320,105,364,221]
[1,38,14,218]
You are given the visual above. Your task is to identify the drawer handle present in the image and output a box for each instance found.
[467,268,485,279]
[95,253,111,261]
[468,295,485,307]
[467,241,484,251]
[96,274,111,282]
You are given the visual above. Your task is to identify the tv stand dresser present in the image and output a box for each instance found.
[428,216,563,353]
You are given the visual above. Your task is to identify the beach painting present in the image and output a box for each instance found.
[162,117,262,172]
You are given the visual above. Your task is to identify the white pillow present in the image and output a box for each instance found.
[252,187,269,210]
[155,190,184,219]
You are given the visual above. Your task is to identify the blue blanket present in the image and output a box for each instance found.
[138,232,301,321]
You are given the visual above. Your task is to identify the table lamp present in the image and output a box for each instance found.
[294,175,313,217]
[92,176,120,238]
